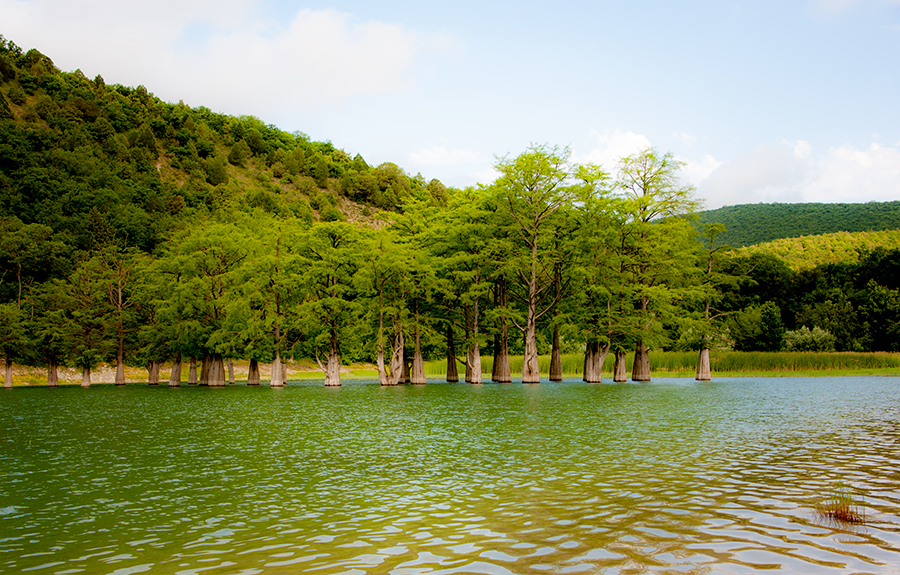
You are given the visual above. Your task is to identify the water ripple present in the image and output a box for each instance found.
[1,377,900,573]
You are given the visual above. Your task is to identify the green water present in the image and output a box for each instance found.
[2,378,900,574]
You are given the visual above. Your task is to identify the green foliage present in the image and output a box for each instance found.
[729,301,785,351]
[699,201,900,248]
[783,326,836,352]
[733,229,900,271]
[227,140,251,166]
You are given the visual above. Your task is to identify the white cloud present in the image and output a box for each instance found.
[0,1,427,114]
[679,154,724,186]
[674,132,696,146]
[574,129,653,169]
[410,146,481,166]
[698,141,900,209]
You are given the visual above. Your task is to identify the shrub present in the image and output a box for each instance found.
[784,326,837,352]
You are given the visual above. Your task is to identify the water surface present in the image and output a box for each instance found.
[2,377,899,574]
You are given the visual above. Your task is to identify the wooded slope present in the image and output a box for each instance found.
[732,229,900,271]
[698,202,900,248]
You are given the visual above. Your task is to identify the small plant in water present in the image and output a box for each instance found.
[817,483,865,525]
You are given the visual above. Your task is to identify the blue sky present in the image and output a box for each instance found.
[2,0,898,208]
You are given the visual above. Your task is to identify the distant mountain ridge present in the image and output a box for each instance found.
[697,201,900,248]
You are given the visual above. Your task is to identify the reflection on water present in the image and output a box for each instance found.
[2,377,900,574]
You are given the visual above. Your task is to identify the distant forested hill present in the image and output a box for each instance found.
[731,229,900,271]
[697,202,900,248]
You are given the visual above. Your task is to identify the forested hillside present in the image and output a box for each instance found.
[698,202,900,248]
[732,229,900,271]
[2,35,900,388]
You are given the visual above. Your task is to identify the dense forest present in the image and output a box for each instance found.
[2,35,900,388]
[732,229,900,271]
[698,201,900,248]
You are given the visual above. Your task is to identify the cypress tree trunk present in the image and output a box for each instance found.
[583,340,607,384]
[522,315,540,383]
[228,359,235,385]
[377,340,389,386]
[467,341,482,384]
[493,325,511,383]
[387,327,404,386]
[47,359,59,387]
[81,366,91,388]
[248,359,261,385]
[148,361,160,385]
[199,353,210,386]
[549,324,562,381]
[613,350,628,382]
[696,348,711,381]
[207,353,226,387]
[323,329,341,387]
[446,324,459,383]
[115,348,125,386]
[492,278,511,383]
[411,324,427,385]
[4,358,12,388]
[169,353,182,387]
[594,344,609,383]
[522,244,541,384]
[271,352,285,387]
[583,341,593,383]
[188,357,198,384]
[632,341,651,382]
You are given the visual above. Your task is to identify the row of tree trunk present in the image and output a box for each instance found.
[13,341,712,388]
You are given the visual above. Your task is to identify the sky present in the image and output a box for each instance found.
[2,0,899,209]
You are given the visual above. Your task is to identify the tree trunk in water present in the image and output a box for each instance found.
[377,338,389,387]
[584,341,610,383]
[199,353,210,386]
[492,279,512,383]
[47,359,59,387]
[445,324,459,383]
[228,359,235,385]
[696,348,711,381]
[387,329,404,386]
[81,366,91,388]
[4,358,12,388]
[492,325,511,383]
[467,341,482,384]
[324,336,341,387]
[115,349,125,386]
[464,328,473,383]
[188,357,198,384]
[632,341,651,382]
[549,324,562,381]
[169,353,182,387]
[148,361,160,385]
[522,314,540,383]
[248,359,261,385]
[411,325,427,385]
[271,352,285,387]
[613,350,628,382]
[206,353,226,387]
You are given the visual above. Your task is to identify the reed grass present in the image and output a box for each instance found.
[816,483,865,525]
[424,351,900,377]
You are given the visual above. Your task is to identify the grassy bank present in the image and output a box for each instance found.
[5,352,899,386]
[424,351,900,379]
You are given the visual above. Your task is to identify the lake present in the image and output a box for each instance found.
[2,377,899,574]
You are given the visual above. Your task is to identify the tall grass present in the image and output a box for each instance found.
[424,351,900,377]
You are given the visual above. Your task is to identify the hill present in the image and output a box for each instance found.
[731,229,900,271]
[697,202,900,248]
[0,35,442,272]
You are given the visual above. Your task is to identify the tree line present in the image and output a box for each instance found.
[2,35,900,388]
